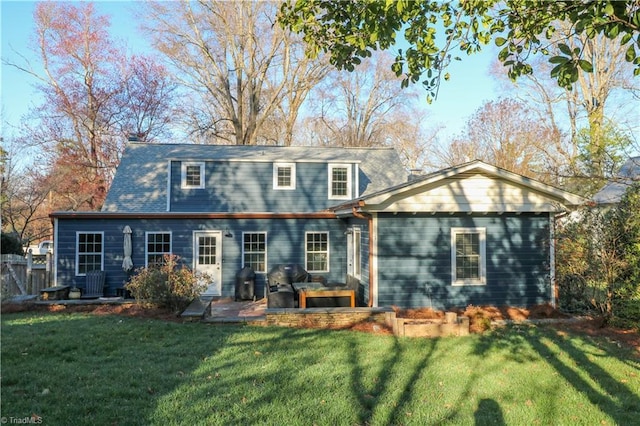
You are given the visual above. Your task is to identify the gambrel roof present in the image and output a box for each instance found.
[102,143,408,213]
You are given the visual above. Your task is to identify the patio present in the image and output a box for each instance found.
[207,297,267,322]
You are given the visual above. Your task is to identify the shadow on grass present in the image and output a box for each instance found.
[1,313,239,425]
[5,312,638,425]
[146,323,447,425]
[474,324,640,424]
[344,332,439,425]
[148,325,359,424]
[474,398,505,426]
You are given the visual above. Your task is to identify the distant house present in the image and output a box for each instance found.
[51,143,585,309]
[593,156,640,206]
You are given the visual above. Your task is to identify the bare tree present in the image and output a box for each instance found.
[0,142,52,244]
[5,3,177,210]
[493,23,639,180]
[265,34,331,146]
[386,115,442,173]
[117,55,179,144]
[302,53,422,147]
[571,31,637,153]
[436,99,560,182]
[143,0,327,146]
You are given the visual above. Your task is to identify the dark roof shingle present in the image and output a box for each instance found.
[102,143,408,213]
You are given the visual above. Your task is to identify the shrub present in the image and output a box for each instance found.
[556,182,640,323]
[125,254,208,312]
[610,292,640,330]
[1,233,24,256]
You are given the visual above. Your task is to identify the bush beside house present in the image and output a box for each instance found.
[556,182,640,329]
[125,255,207,313]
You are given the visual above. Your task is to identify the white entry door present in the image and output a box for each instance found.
[194,231,222,296]
[346,227,362,279]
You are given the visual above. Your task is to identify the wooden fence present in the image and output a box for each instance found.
[1,253,53,297]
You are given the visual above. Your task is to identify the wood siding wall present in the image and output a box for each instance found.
[169,161,361,213]
[55,217,349,297]
[375,213,551,309]
[372,171,569,213]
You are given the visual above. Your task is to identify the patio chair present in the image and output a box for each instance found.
[82,270,105,298]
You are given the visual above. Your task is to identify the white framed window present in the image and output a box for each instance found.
[181,162,205,189]
[347,227,362,279]
[305,232,329,272]
[242,232,267,273]
[451,227,486,286]
[328,164,352,200]
[273,162,296,190]
[146,232,172,267]
[76,232,104,276]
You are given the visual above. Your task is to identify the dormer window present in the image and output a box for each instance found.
[273,162,296,190]
[328,164,352,200]
[181,162,205,189]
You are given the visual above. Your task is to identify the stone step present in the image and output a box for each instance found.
[180,296,214,318]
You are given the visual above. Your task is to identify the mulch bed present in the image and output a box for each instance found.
[392,304,639,356]
[1,301,182,322]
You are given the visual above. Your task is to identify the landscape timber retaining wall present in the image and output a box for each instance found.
[265,307,395,329]
[265,308,470,338]
[394,312,470,337]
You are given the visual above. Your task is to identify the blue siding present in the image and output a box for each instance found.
[55,213,553,308]
[55,217,348,297]
[169,161,360,213]
[376,213,551,309]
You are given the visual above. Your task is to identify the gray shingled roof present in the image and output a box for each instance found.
[592,156,640,204]
[102,143,408,212]
[330,159,587,213]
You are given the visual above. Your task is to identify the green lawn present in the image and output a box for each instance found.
[1,312,638,426]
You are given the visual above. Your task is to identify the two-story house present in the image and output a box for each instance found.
[51,143,585,309]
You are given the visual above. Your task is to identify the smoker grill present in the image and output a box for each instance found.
[235,266,255,301]
[266,264,308,308]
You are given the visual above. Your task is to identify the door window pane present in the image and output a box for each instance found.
[198,236,217,265]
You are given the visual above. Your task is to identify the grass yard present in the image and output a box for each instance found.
[1,312,639,426]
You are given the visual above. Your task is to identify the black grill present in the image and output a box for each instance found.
[235,266,255,301]
[267,264,308,289]
[266,264,308,308]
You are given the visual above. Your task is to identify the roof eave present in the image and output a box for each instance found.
[361,160,588,209]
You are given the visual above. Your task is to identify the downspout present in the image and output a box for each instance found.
[50,216,58,287]
[352,205,375,307]
[166,160,172,212]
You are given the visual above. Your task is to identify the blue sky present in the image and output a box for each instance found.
[1,1,500,145]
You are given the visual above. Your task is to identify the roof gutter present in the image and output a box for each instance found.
[50,211,338,220]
